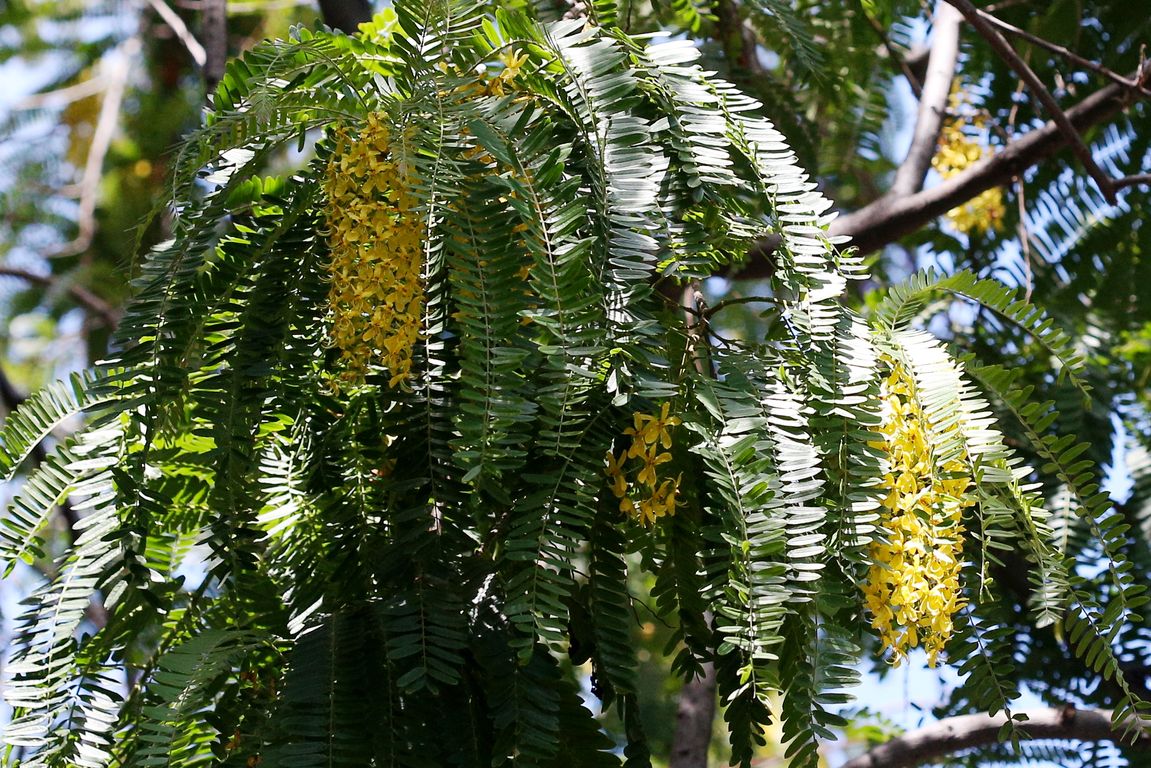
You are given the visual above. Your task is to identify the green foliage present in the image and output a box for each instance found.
[1,2,1148,768]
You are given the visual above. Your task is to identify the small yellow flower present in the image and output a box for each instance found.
[605,452,629,499]
[498,48,529,80]
[608,403,682,526]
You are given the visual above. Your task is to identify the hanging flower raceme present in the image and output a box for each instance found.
[933,90,1006,235]
[323,113,424,388]
[605,403,682,525]
[862,360,973,667]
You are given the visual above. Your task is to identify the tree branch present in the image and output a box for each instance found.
[144,0,207,68]
[713,0,763,77]
[53,39,137,260]
[840,707,1150,768]
[737,62,1149,278]
[890,2,962,198]
[974,8,1151,99]
[0,267,121,328]
[943,0,1117,204]
[861,11,922,99]
[668,293,719,768]
[1115,174,1151,190]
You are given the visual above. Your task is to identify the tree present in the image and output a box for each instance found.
[1,1,1150,767]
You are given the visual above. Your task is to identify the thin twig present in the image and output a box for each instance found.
[144,0,207,67]
[976,8,1151,99]
[891,1,963,197]
[1015,177,1033,302]
[701,294,777,319]
[861,8,922,98]
[943,0,1118,204]
[0,267,121,327]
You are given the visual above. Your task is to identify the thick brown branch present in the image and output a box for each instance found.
[943,0,1117,203]
[890,2,962,198]
[714,0,763,77]
[0,267,121,328]
[668,294,718,768]
[840,708,1150,768]
[737,63,1147,278]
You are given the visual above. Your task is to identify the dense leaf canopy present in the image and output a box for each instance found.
[1,1,1151,767]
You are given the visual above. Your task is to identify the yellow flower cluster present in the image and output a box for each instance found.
[61,78,100,170]
[932,93,1006,235]
[862,361,973,667]
[323,113,424,388]
[605,403,682,525]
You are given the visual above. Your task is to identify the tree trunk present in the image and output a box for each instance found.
[317,0,374,34]
[669,663,717,768]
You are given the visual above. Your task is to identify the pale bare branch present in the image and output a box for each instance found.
[143,0,207,67]
[890,2,963,198]
[54,38,139,260]
[840,707,1150,768]
[15,77,108,110]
